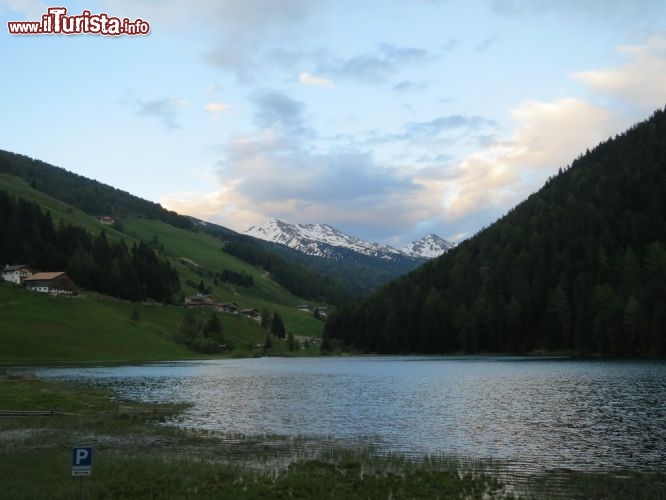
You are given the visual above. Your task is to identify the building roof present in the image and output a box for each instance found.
[23,272,66,282]
[2,264,29,272]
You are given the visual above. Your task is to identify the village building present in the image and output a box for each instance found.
[240,308,262,322]
[23,272,76,295]
[1,265,34,284]
[184,294,215,309]
[97,216,114,225]
[217,302,239,314]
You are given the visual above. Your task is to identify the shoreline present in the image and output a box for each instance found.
[2,376,664,499]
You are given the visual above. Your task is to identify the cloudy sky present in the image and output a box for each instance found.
[2,0,666,246]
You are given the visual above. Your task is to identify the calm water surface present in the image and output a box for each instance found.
[36,357,666,472]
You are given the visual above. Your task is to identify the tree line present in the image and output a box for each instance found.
[324,108,666,357]
[215,268,254,287]
[0,191,181,304]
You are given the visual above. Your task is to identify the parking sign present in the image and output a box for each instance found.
[71,446,93,477]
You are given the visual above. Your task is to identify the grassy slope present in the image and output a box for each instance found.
[0,282,299,363]
[0,174,323,360]
[0,173,127,241]
[121,218,323,337]
[0,282,193,363]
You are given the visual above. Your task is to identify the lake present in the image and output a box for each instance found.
[36,356,666,473]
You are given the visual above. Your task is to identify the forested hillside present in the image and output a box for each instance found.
[0,191,181,303]
[246,238,425,295]
[324,108,666,357]
[0,150,194,230]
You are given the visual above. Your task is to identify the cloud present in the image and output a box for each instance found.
[318,43,433,84]
[442,38,460,51]
[133,97,188,130]
[298,72,334,87]
[163,129,426,238]
[204,102,232,119]
[393,80,428,93]
[162,97,629,244]
[475,35,500,52]
[405,115,497,138]
[436,98,623,222]
[251,91,308,133]
[109,0,315,81]
[573,34,666,112]
[490,0,664,19]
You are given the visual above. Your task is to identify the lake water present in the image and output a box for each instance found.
[36,357,666,473]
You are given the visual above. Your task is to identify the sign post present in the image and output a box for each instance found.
[72,446,92,499]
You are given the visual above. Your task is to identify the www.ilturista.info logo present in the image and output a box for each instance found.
[7,7,150,36]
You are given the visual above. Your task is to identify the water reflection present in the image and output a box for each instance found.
[36,357,666,472]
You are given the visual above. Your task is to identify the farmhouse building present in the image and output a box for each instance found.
[184,294,215,309]
[98,216,114,225]
[23,272,76,295]
[1,265,34,284]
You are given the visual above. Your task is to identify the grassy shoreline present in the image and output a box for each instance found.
[2,377,664,499]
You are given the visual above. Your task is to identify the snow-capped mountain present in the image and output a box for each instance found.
[244,219,453,261]
[244,218,405,261]
[402,234,454,259]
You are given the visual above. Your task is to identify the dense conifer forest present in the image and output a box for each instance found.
[0,192,181,303]
[324,108,666,357]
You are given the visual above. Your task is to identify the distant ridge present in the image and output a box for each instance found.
[245,218,453,260]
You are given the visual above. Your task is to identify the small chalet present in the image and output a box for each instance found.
[1,265,34,284]
[97,216,114,225]
[296,304,312,312]
[23,272,76,295]
[184,294,215,309]
[217,302,239,314]
[240,308,261,322]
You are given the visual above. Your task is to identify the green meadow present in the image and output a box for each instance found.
[0,283,315,364]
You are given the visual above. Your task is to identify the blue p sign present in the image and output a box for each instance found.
[72,446,93,476]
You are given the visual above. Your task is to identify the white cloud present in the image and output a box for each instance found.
[298,72,334,87]
[204,102,232,119]
[435,98,623,221]
[574,34,666,112]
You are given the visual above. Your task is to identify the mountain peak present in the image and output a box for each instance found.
[244,219,453,261]
[402,234,454,259]
[244,219,405,260]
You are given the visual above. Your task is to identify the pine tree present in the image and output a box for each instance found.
[271,312,286,339]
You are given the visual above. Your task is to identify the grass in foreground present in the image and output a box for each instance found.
[1,378,663,499]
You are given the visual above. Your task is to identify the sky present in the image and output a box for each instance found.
[1,0,666,247]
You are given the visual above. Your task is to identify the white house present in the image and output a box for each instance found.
[1,265,33,284]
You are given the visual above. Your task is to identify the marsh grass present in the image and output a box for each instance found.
[1,378,662,499]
